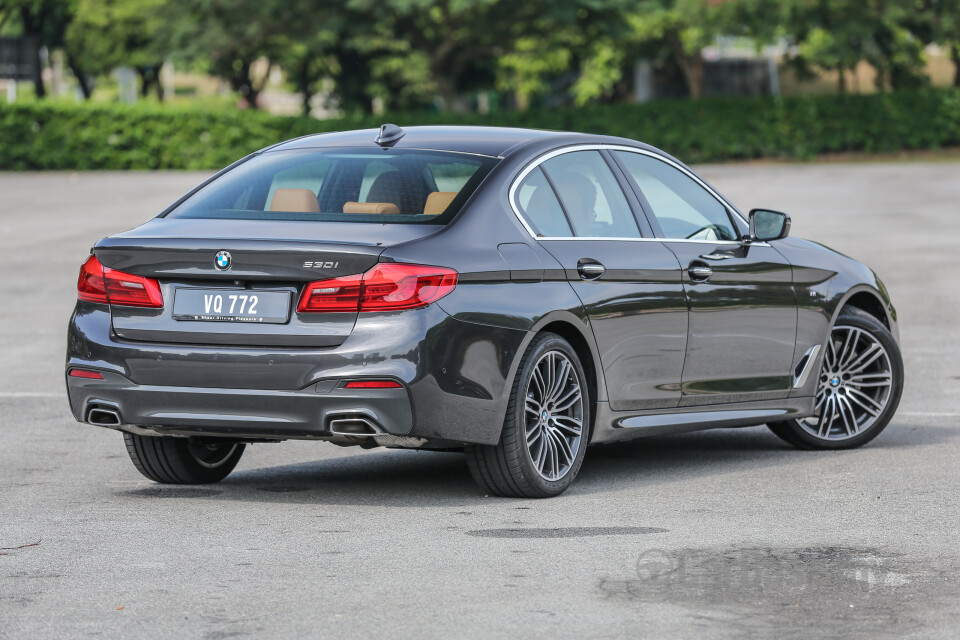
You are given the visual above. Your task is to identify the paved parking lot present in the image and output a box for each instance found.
[1,161,958,639]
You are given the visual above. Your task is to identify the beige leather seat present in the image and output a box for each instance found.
[270,188,320,213]
[423,192,457,215]
[343,201,401,214]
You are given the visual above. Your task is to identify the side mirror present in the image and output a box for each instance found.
[748,208,791,242]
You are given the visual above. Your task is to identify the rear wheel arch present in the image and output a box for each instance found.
[494,313,604,443]
[538,320,601,438]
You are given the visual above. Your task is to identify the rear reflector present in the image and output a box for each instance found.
[298,263,457,313]
[344,380,403,389]
[69,369,104,379]
[77,255,164,308]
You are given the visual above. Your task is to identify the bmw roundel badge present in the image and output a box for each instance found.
[214,251,232,271]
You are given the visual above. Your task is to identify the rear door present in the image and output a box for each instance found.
[612,149,798,406]
[512,148,688,411]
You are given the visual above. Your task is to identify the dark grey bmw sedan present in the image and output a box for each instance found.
[66,124,903,497]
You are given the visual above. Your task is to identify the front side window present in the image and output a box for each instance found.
[167,149,498,224]
[540,151,641,238]
[615,151,738,241]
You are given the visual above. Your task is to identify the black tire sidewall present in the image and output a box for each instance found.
[505,333,590,496]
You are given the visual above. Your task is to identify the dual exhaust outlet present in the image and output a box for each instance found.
[86,405,387,439]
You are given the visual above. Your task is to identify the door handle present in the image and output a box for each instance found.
[688,262,713,282]
[577,260,605,280]
[699,252,733,261]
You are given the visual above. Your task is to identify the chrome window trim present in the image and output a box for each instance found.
[507,143,759,245]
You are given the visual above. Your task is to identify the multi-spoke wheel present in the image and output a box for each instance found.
[769,308,903,450]
[124,433,246,484]
[523,350,585,481]
[466,332,590,498]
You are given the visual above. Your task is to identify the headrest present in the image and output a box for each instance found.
[423,191,457,215]
[343,201,401,214]
[270,188,320,213]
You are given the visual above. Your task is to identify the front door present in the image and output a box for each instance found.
[612,149,798,406]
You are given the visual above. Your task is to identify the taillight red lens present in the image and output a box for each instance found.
[78,255,108,304]
[297,264,457,313]
[344,380,403,389]
[360,264,458,311]
[297,274,363,313]
[77,255,163,308]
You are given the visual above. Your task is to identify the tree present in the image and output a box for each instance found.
[65,0,167,100]
[274,5,435,116]
[915,0,960,86]
[496,2,636,108]
[783,0,928,93]
[624,0,746,99]
[154,0,302,109]
[1,0,86,98]
[345,0,607,111]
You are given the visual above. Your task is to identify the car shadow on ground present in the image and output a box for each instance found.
[113,416,952,507]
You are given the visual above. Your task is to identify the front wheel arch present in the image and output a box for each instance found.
[840,290,891,330]
[829,283,898,344]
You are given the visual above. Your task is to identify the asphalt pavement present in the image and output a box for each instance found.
[1,161,958,639]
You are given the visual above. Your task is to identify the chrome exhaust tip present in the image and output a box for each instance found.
[87,406,121,427]
[328,416,383,437]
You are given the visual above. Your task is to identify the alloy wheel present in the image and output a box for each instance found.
[800,325,894,440]
[523,350,584,481]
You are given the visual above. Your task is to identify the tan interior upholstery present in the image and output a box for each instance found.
[343,201,401,215]
[423,191,457,215]
[270,188,320,213]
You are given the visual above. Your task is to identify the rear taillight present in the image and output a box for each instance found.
[296,274,362,313]
[360,264,458,311]
[77,255,164,308]
[297,263,457,313]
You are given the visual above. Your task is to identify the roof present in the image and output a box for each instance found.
[267,125,585,158]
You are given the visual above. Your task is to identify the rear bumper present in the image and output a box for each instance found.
[65,301,529,445]
[66,369,414,440]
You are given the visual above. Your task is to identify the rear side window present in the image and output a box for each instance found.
[514,167,573,237]
[540,151,640,238]
[167,149,498,224]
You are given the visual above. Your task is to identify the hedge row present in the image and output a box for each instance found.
[2,89,960,170]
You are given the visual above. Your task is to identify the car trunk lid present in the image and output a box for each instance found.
[94,219,439,348]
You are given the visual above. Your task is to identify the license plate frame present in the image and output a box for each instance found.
[172,288,291,324]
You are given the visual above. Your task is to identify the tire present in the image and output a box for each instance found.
[465,332,590,498]
[768,307,903,450]
[123,433,245,484]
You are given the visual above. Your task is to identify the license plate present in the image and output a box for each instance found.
[173,288,291,324]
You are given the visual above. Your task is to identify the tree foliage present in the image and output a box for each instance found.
[65,0,167,99]
[4,0,960,110]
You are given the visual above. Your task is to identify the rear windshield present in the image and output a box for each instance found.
[166,148,499,224]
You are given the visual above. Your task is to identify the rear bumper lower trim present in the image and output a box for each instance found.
[66,371,414,440]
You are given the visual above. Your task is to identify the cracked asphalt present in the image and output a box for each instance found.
[1,161,958,639]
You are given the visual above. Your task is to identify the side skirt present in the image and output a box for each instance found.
[590,396,815,444]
